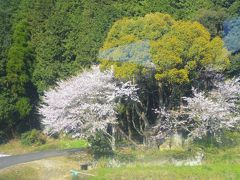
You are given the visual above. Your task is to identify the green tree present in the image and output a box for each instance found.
[210,0,236,8]
[228,1,240,15]
[2,0,40,135]
[228,53,240,76]
[101,13,229,84]
[194,8,228,37]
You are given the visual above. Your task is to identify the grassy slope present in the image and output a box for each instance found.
[92,164,240,180]
[90,146,240,180]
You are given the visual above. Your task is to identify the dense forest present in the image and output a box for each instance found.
[0,0,239,144]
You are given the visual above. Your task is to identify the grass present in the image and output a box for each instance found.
[0,164,39,180]
[58,139,88,149]
[88,146,240,180]
[111,146,197,164]
[91,164,240,180]
[0,138,88,155]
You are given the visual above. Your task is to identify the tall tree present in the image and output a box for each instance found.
[40,66,139,149]
[100,13,230,141]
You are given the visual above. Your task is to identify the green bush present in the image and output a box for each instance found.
[21,129,46,146]
[193,130,240,148]
[88,132,114,159]
[220,130,240,147]
[0,131,7,144]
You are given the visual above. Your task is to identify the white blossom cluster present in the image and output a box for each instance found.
[184,78,240,140]
[152,108,188,141]
[153,77,240,141]
[111,81,139,103]
[39,65,139,138]
[212,77,240,110]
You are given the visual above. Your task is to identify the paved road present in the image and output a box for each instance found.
[0,148,85,170]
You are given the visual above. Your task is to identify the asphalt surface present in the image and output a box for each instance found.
[0,148,85,170]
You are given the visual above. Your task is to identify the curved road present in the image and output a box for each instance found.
[0,148,85,170]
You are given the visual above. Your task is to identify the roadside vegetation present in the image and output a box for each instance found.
[0,137,87,155]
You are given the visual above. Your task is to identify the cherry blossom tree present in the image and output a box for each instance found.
[152,77,240,145]
[39,66,139,147]
[184,78,240,140]
[184,91,237,140]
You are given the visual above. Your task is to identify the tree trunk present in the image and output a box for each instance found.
[111,125,116,151]
[158,82,164,106]
[126,108,132,140]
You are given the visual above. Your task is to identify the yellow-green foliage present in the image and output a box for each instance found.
[100,60,148,81]
[114,62,141,80]
[102,13,175,50]
[100,13,230,83]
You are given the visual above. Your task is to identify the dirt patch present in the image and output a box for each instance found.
[0,156,83,180]
[35,157,79,180]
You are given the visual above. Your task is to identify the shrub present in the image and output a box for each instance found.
[220,130,240,147]
[0,131,7,144]
[88,132,114,159]
[21,129,46,146]
[193,130,240,148]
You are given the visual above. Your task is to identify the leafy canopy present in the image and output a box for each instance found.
[100,13,230,84]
